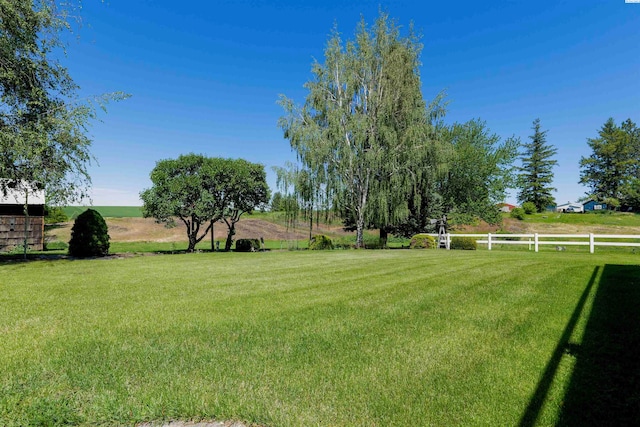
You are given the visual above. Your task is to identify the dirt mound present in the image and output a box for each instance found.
[47,217,341,243]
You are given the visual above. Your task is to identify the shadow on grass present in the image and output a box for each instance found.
[556,264,640,425]
[519,264,640,426]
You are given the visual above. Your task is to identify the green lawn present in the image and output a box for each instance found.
[1,250,639,426]
[63,206,143,219]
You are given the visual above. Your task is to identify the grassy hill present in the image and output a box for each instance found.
[514,211,640,227]
[63,206,143,218]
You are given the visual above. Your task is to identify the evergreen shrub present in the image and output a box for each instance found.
[522,202,537,215]
[450,236,477,250]
[410,234,436,249]
[235,238,261,252]
[510,207,526,220]
[309,234,333,250]
[68,209,110,257]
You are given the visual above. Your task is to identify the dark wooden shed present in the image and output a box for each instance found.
[0,182,46,252]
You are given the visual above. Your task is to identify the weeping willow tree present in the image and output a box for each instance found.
[386,96,450,238]
[279,13,431,248]
[273,163,329,244]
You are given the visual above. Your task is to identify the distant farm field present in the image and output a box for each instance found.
[2,250,639,426]
[63,206,143,218]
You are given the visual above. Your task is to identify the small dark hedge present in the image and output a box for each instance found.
[309,234,333,250]
[68,209,110,258]
[236,238,261,252]
[410,234,436,249]
[450,236,477,250]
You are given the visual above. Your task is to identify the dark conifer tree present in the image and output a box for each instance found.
[517,119,558,212]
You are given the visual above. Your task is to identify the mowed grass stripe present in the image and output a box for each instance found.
[0,250,634,426]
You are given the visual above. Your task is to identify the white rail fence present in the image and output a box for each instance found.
[427,233,640,253]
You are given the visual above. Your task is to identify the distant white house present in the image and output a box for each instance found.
[556,202,584,213]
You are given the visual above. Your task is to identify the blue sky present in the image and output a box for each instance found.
[64,0,639,206]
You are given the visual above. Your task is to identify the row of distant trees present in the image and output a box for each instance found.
[274,14,639,247]
[273,110,638,245]
[517,117,640,213]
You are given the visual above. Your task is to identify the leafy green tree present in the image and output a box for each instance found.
[438,119,519,225]
[141,154,230,252]
[220,159,270,251]
[620,179,640,211]
[270,192,284,211]
[279,13,429,248]
[580,118,639,209]
[44,205,69,224]
[517,119,557,212]
[0,0,127,204]
[619,119,640,210]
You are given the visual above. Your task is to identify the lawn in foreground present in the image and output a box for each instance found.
[1,250,638,426]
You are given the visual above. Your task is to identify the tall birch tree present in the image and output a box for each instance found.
[279,13,429,247]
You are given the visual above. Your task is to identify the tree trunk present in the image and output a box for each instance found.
[187,233,197,252]
[225,223,235,251]
[23,187,29,259]
[356,211,365,248]
[355,178,369,249]
[356,227,363,248]
[379,227,388,249]
[210,220,215,251]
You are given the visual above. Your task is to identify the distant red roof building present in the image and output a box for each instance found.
[497,203,516,213]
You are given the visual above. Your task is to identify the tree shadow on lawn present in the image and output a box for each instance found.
[519,264,640,426]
